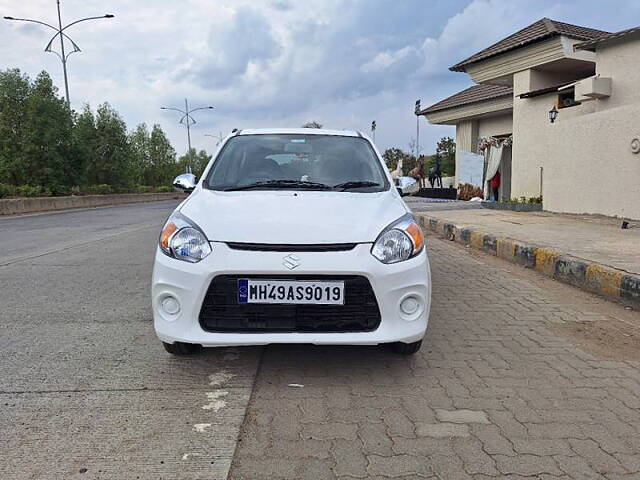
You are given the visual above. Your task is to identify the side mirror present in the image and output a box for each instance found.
[173,173,197,192]
[395,176,419,197]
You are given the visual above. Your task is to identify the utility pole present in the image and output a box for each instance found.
[161,100,214,153]
[371,120,376,143]
[4,2,114,105]
[414,99,421,158]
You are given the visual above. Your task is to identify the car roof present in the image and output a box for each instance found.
[237,128,362,137]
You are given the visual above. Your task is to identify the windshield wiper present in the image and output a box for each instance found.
[333,181,381,191]
[224,180,332,192]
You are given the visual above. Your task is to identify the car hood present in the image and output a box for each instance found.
[179,189,408,244]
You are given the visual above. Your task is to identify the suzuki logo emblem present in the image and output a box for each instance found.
[282,254,300,270]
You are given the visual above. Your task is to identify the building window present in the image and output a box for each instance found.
[557,88,581,109]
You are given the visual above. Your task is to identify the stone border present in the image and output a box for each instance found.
[0,192,184,216]
[418,214,640,307]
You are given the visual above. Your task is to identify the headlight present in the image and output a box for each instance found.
[371,213,424,264]
[159,212,212,263]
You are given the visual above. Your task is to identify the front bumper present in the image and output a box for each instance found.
[152,243,431,347]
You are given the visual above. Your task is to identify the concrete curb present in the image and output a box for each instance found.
[0,192,183,216]
[418,214,640,307]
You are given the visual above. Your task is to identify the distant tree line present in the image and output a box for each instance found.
[0,68,211,198]
[382,137,456,178]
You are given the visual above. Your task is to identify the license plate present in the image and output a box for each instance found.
[238,279,345,305]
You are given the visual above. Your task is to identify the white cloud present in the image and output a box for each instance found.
[361,46,417,73]
[0,0,632,155]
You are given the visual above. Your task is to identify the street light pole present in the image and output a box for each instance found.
[55,0,70,105]
[205,132,225,146]
[185,98,192,151]
[161,100,214,153]
[4,2,114,105]
[414,99,421,158]
[371,120,376,143]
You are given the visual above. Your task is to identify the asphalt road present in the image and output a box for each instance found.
[2,201,640,480]
[1,201,262,480]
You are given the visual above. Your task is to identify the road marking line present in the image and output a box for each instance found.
[181,453,203,460]
[208,371,234,387]
[202,391,228,411]
[193,423,212,433]
[0,224,158,267]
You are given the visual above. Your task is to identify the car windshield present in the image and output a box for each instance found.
[205,134,389,192]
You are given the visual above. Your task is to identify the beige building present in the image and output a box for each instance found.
[421,19,640,220]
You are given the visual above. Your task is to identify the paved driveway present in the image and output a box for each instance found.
[230,236,640,479]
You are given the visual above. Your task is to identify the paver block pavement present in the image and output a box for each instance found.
[435,408,490,424]
[415,208,640,306]
[229,237,640,480]
[416,422,471,438]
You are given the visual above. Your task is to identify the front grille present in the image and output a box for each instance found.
[226,242,357,252]
[199,275,381,333]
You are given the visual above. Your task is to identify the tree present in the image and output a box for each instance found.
[177,149,212,178]
[382,148,405,171]
[129,123,151,185]
[147,124,177,185]
[22,71,74,192]
[129,123,179,186]
[0,69,31,185]
[382,148,417,175]
[72,104,97,187]
[436,136,456,176]
[90,102,131,187]
[0,67,192,194]
[301,121,323,129]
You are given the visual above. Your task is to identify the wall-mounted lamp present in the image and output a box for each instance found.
[548,106,558,124]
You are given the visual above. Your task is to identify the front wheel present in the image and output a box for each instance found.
[391,340,422,355]
[162,341,201,356]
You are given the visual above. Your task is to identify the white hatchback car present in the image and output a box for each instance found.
[152,128,431,355]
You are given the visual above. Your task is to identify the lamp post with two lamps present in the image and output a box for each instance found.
[414,99,422,157]
[160,99,214,152]
[4,0,114,105]
[205,132,226,146]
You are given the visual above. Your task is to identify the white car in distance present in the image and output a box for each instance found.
[153,128,431,355]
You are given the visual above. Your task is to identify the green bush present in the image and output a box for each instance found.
[2,182,176,198]
[49,184,70,196]
[16,185,51,197]
[505,196,543,204]
[110,185,130,194]
[85,184,113,195]
[0,183,17,198]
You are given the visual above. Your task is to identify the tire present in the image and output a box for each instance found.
[162,341,201,356]
[392,340,422,355]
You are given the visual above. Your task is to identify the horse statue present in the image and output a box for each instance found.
[428,156,443,188]
[391,156,403,181]
[408,156,426,188]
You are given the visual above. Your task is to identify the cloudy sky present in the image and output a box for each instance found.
[1,0,638,155]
